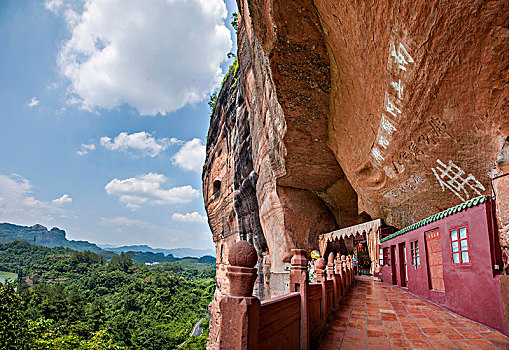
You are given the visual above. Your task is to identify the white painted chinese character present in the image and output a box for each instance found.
[391,80,404,99]
[413,175,425,184]
[381,115,397,135]
[390,42,414,71]
[386,97,402,118]
[384,166,396,179]
[431,159,486,201]
[398,185,408,194]
[405,181,416,190]
[372,147,384,163]
[378,135,390,149]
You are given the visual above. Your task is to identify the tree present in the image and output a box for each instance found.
[0,281,28,349]
[231,12,239,33]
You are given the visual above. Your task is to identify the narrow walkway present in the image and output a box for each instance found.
[319,277,509,349]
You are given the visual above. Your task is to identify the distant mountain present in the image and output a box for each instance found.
[0,222,216,264]
[100,244,215,258]
[0,223,116,258]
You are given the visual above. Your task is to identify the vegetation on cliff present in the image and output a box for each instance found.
[0,241,214,349]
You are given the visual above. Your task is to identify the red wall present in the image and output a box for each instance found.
[380,200,507,335]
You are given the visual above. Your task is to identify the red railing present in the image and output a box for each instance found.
[218,241,354,350]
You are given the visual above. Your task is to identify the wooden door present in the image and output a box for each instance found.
[390,245,397,285]
[425,230,445,292]
[399,243,407,287]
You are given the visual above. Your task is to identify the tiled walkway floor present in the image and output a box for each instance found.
[319,277,509,349]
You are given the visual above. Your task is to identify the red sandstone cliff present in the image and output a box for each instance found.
[203,1,509,347]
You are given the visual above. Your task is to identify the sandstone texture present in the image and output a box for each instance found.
[203,1,508,347]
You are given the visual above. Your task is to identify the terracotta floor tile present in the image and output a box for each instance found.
[317,278,509,350]
[485,332,509,342]
[450,338,476,348]
[446,331,465,340]
[340,342,365,350]
[461,332,484,340]
[388,332,406,339]
[345,329,365,337]
[407,338,433,348]
[469,338,498,347]
[421,327,441,334]
[426,333,449,341]
[366,329,385,337]
[389,337,410,348]
[366,324,385,332]
[347,323,365,331]
[405,332,427,340]
[367,336,390,346]
[429,340,457,349]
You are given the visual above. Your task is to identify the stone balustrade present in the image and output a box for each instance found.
[218,241,354,349]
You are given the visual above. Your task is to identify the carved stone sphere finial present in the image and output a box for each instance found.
[228,240,258,267]
[328,252,335,264]
[315,257,326,270]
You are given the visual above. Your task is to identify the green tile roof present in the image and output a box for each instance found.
[380,196,487,243]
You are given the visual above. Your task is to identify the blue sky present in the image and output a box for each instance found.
[0,0,238,249]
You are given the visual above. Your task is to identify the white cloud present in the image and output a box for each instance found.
[172,138,206,172]
[0,174,71,222]
[51,0,232,115]
[100,131,180,157]
[126,203,141,211]
[44,0,64,14]
[100,216,156,228]
[52,194,73,205]
[76,143,96,156]
[27,97,40,107]
[172,212,207,223]
[105,173,199,208]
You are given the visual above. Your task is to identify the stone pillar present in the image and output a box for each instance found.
[492,140,509,274]
[327,253,335,280]
[314,258,326,283]
[219,241,260,350]
[334,255,341,274]
[347,256,353,286]
[341,255,348,293]
[328,253,340,305]
[314,258,327,327]
[290,249,309,350]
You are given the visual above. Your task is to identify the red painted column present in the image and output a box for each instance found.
[219,241,260,350]
[290,249,310,350]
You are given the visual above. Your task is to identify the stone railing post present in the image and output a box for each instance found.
[329,253,340,306]
[327,253,334,280]
[290,249,310,350]
[334,255,341,274]
[346,256,354,285]
[219,241,260,350]
[341,255,348,291]
[338,255,346,297]
[314,258,326,283]
[351,257,355,283]
[314,258,327,326]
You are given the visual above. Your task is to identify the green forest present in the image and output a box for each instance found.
[0,241,215,350]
